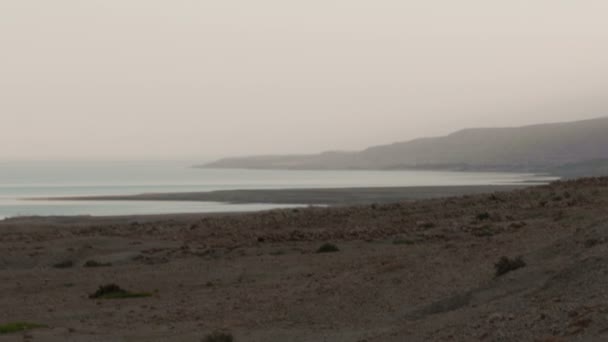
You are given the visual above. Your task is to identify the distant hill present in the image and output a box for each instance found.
[202,117,608,177]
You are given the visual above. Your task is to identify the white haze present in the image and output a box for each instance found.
[1,1,607,160]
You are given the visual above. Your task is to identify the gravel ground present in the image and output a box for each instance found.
[1,178,608,341]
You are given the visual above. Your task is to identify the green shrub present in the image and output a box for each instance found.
[393,238,415,245]
[494,256,526,277]
[53,260,74,269]
[89,284,152,299]
[203,331,234,342]
[84,260,112,268]
[476,212,491,221]
[0,322,47,334]
[316,243,339,253]
[417,221,436,229]
[471,225,497,237]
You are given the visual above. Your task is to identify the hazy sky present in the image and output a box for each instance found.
[1,1,607,160]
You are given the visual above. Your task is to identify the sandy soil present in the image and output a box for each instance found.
[2,178,608,341]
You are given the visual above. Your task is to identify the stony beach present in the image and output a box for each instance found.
[1,178,608,341]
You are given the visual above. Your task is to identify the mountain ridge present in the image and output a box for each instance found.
[201,117,608,176]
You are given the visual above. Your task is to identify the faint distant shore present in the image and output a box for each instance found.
[31,184,529,206]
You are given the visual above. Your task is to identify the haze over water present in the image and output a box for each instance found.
[0,161,556,219]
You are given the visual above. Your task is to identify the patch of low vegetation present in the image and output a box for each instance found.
[89,284,152,299]
[471,225,499,237]
[393,238,415,245]
[584,238,604,248]
[203,331,234,342]
[0,322,47,334]
[316,243,339,253]
[476,212,491,221]
[53,260,74,269]
[494,256,526,277]
[84,260,112,268]
[417,221,436,229]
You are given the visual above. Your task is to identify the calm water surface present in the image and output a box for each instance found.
[0,161,556,219]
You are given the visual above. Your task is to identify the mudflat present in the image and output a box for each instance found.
[38,184,528,205]
[2,178,608,341]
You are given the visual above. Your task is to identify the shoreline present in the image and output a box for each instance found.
[6,184,533,221]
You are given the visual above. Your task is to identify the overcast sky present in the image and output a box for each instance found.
[1,1,607,160]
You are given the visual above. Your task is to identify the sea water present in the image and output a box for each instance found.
[0,160,556,219]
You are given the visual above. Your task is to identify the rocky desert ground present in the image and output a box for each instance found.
[1,178,608,341]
